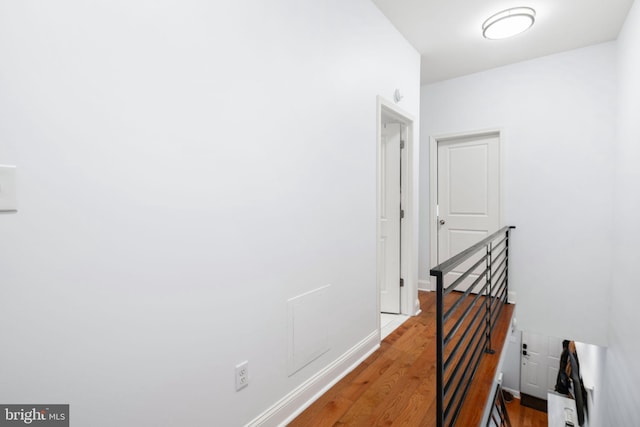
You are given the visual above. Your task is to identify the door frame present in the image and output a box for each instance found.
[376,96,420,323]
[428,129,504,290]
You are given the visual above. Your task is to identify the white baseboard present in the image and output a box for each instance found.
[418,279,432,292]
[502,387,521,399]
[414,297,421,316]
[246,330,380,427]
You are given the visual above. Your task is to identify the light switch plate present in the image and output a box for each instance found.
[0,165,17,211]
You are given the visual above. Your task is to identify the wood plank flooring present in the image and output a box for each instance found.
[507,399,548,427]
[290,291,515,427]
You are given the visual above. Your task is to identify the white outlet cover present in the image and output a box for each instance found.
[235,361,249,391]
[0,165,17,211]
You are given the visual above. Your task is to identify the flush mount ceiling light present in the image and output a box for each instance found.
[482,7,536,40]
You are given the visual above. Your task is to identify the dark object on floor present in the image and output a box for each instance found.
[520,393,548,413]
[502,390,514,403]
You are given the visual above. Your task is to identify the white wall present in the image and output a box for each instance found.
[420,43,616,347]
[501,326,522,395]
[603,0,640,424]
[574,341,607,427]
[0,1,420,426]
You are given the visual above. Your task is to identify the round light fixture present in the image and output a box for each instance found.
[482,7,536,40]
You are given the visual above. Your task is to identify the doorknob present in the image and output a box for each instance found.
[439,219,446,225]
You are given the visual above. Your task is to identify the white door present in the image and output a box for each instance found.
[437,134,500,292]
[379,122,402,313]
[547,336,563,393]
[521,332,564,400]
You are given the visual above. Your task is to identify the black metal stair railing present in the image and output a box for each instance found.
[487,383,512,427]
[430,226,515,427]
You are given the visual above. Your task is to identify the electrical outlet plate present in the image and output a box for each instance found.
[235,361,248,391]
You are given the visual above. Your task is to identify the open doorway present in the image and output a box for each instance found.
[376,97,419,339]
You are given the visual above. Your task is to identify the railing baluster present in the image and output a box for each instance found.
[505,228,511,303]
[485,240,495,355]
[431,226,515,426]
[436,271,444,427]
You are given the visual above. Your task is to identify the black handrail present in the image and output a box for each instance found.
[431,226,515,278]
[431,226,515,427]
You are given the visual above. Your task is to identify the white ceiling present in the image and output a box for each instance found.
[372,0,635,84]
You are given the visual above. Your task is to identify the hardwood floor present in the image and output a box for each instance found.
[290,291,515,426]
[506,399,548,427]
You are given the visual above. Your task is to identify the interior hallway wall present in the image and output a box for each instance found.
[0,1,420,425]
[420,42,616,347]
[604,0,640,424]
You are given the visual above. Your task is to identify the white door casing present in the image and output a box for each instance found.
[379,122,401,313]
[376,96,420,320]
[434,133,500,291]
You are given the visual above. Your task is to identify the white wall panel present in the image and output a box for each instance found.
[0,1,420,425]
[605,0,640,424]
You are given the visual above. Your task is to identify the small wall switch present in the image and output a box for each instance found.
[235,361,249,391]
[0,165,17,212]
